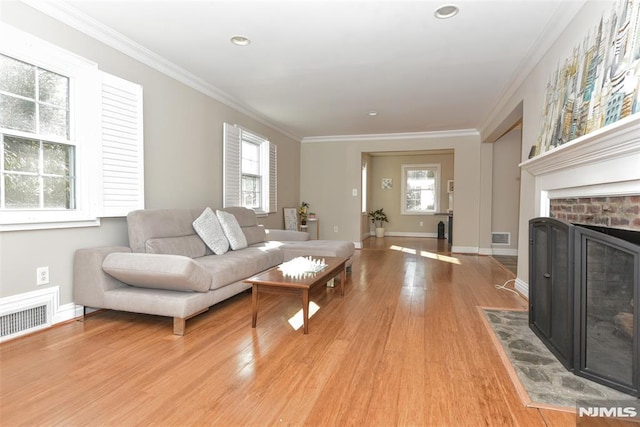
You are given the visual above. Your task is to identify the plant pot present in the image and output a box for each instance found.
[375,227,385,238]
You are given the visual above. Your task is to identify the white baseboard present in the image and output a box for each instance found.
[55,302,84,324]
[515,278,529,298]
[491,248,519,256]
[451,246,479,254]
[478,248,493,255]
[370,231,442,238]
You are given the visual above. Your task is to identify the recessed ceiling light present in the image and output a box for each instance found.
[434,4,459,19]
[230,35,251,46]
[367,111,378,116]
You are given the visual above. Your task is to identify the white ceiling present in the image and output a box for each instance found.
[52,0,585,140]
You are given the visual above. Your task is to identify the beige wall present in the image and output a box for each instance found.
[300,132,482,251]
[367,152,454,236]
[491,128,521,254]
[480,1,613,291]
[0,3,300,303]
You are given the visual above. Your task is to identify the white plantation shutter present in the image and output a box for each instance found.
[269,142,277,213]
[99,72,144,217]
[223,123,241,207]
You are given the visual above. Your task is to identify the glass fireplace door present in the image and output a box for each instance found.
[575,226,639,396]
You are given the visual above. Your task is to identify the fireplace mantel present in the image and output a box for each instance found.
[519,114,640,218]
[520,114,640,177]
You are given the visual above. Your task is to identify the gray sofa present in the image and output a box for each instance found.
[73,207,354,335]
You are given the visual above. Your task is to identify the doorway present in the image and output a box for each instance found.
[490,125,522,274]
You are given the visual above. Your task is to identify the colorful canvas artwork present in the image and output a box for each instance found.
[537,0,640,156]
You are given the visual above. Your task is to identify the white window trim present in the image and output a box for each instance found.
[401,163,441,215]
[0,25,144,231]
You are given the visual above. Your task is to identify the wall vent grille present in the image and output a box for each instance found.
[0,305,48,338]
[492,232,511,245]
[0,287,58,342]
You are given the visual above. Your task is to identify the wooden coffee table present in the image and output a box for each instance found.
[245,256,348,334]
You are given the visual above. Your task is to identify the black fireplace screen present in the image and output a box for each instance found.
[529,218,640,397]
[576,225,639,396]
[582,238,634,387]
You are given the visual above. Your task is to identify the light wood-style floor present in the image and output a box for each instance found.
[1,237,585,426]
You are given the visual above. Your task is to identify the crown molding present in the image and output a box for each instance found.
[302,128,479,144]
[20,0,302,142]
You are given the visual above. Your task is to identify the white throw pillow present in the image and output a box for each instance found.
[193,207,229,255]
[216,210,248,250]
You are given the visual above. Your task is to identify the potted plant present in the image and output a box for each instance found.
[368,208,389,238]
[299,201,310,225]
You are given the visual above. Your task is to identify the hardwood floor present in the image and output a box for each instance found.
[492,255,518,275]
[0,237,587,426]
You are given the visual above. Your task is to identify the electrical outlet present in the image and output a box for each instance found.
[37,266,49,286]
[352,188,358,196]
[333,226,338,233]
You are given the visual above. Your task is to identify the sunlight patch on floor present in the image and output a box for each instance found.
[288,301,320,330]
[390,245,461,265]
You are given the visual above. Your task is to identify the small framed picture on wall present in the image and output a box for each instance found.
[381,178,392,189]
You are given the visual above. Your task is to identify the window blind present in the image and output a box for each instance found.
[269,142,277,213]
[223,123,242,208]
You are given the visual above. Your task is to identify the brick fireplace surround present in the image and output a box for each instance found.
[551,195,640,231]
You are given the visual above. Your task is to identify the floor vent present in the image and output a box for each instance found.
[0,305,48,338]
[0,287,56,342]
[492,232,511,245]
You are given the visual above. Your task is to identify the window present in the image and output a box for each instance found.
[241,137,262,208]
[401,163,440,215]
[223,123,276,215]
[1,55,74,210]
[0,25,144,230]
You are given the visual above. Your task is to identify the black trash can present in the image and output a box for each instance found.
[437,221,445,239]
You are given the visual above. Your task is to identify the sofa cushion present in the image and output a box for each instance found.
[242,225,266,246]
[102,252,212,293]
[279,240,355,262]
[145,235,207,258]
[127,208,204,253]
[197,245,283,290]
[222,206,258,227]
[221,206,265,244]
[216,210,248,250]
[192,207,229,255]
